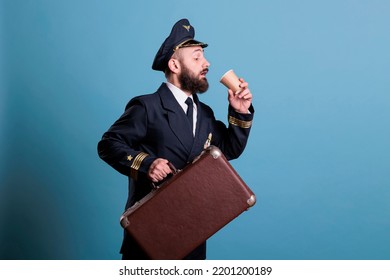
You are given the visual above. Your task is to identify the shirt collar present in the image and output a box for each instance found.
[166,82,193,105]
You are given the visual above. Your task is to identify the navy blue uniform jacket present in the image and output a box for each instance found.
[98,83,254,259]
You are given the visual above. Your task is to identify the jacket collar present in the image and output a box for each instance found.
[157,83,209,159]
[157,83,194,153]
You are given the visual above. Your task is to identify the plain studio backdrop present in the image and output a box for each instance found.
[1,0,389,260]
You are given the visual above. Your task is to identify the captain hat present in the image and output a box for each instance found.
[152,18,208,71]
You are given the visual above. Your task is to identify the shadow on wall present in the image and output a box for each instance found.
[1,172,73,259]
[0,78,84,259]
[0,78,124,259]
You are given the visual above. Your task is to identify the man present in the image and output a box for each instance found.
[98,18,254,260]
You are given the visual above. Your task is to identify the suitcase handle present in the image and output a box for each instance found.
[167,162,178,174]
[151,162,179,189]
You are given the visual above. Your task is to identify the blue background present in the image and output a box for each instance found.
[1,0,389,260]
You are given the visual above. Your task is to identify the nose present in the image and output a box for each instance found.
[203,57,210,68]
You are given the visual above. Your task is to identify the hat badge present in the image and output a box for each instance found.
[182,25,191,32]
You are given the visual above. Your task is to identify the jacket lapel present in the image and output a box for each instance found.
[158,84,194,153]
[191,94,210,157]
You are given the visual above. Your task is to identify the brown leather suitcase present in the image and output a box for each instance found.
[119,145,256,260]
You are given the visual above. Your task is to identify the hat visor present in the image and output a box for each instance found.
[174,39,208,51]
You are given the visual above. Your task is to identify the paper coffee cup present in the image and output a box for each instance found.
[220,69,241,93]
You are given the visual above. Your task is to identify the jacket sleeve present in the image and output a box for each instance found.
[97,100,156,179]
[212,104,255,160]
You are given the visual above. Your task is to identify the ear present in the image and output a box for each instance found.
[167,58,180,74]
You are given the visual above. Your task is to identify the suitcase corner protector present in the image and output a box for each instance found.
[207,145,222,159]
[120,215,130,228]
[247,194,256,209]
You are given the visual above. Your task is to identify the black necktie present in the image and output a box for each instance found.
[185,97,193,135]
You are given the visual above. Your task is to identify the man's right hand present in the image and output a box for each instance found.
[147,158,173,182]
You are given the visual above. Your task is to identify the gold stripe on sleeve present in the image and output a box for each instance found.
[130,152,149,180]
[228,116,252,128]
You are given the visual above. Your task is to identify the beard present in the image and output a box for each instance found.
[179,64,209,94]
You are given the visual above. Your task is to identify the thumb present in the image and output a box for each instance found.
[228,89,235,100]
